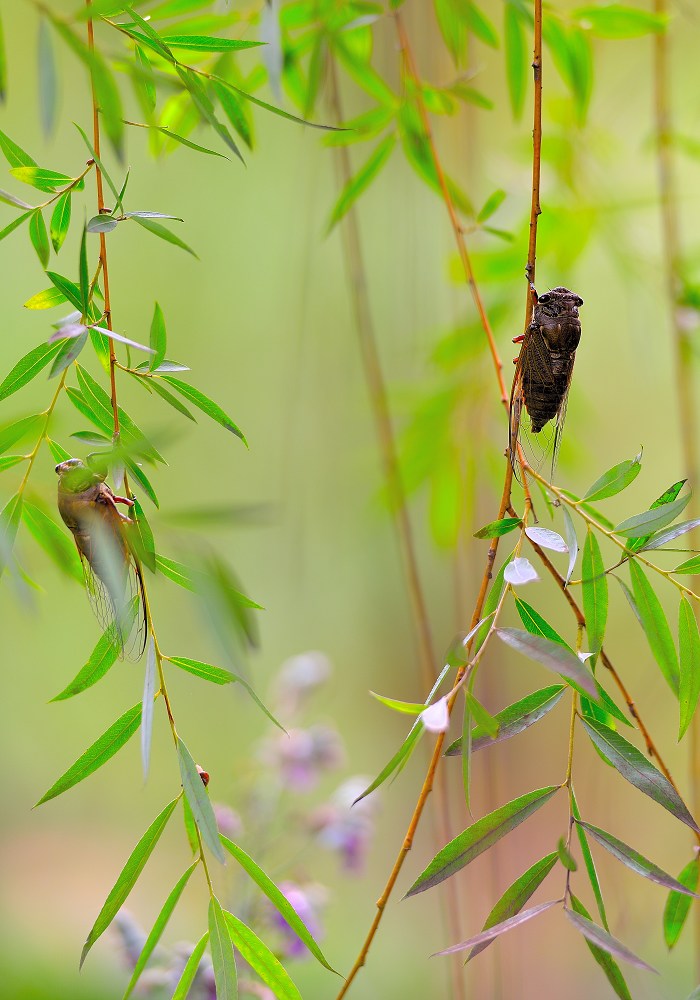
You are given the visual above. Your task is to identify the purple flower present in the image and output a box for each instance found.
[310,777,380,873]
[260,725,344,791]
[268,882,327,960]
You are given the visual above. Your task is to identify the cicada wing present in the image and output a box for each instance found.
[77,543,147,662]
[550,366,574,483]
[509,322,555,476]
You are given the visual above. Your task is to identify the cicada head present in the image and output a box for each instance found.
[55,458,102,493]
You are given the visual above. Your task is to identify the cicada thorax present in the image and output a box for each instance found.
[510,286,583,476]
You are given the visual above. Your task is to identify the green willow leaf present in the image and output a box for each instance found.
[571,788,608,929]
[155,553,195,590]
[46,271,83,311]
[625,480,687,553]
[22,500,83,583]
[445,685,565,756]
[496,628,597,698]
[615,493,690,537]
[50,331,89,377]
[131,214,198,256]
[24,286,66,309]
[466,1,499,46]
[177,737,225,862]
[220,835,337,973]
[148,302,167,371]
[582,717,699,832]
[209,896,238,1000]
[477,188,506,223]
[212,82,253,149]
[0,455,25,472]
[50,191,71,253]
[0,341,62,401]
[474,516,521,539]
[569,894,632,1000]
[504,3,526,118]
[327,134,396,231]
[47,437,71,462]
[167,34,263,51]
[36,703,141,805]
[160,376,245,441]
[467,853,558,961]
[0,491,23,575]
[29,209,50,267]
[137,375,196,421]
[51,624,120,701]
[171,932,209,1000]
[149,123,228,157]
[664,858,699,950]
[80,798,180,968]
[557,837,577,871]
[672,554,700,575]
[0,128,36,168]
[582,528,607,662]
[130,497,156,572]
[10,166,73,192]
[578,821,698,895]
[629,560,679,694]
[583,453,642,502]
[564,907,657,973]
[466,693,499,738]
[639,517,700,552]
[679,596,700,740]
[0,413,42,455]
[125,459,159,507]
[73,122,123,211]
[167,655,237,685]
[224,910,302,1000]
[435,901,559,957]
[405,786,559,897]
[574,5,666,38]
[0,210,32,242]
[122,862,198,1000]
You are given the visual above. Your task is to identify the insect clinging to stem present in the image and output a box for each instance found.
[56,457,147,659]
[509,284,583,477]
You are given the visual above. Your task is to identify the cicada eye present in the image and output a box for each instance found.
[574,296,583,306]
[538,294,550,303]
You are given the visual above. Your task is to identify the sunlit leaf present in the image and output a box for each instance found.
[582,717,699,832]
[678,596,700,740]
[474,516,521,539]
[663,858,699,950]
[629,560,679,694]
[167,34,263,51]
[224,909,302,1000]
[148,302,167,371]
[80,797,179,968]
[29,209,50,267]
[50,191,71,253]
[583,453,642,502]
[10,166,73,192]
[171,932,209,1000]
[209,896,238,1000]
[0,341,61,401]
[405,786,558,897]
[37,703,141,805]
[582,529,607,663]
[46,271,83,311]
[24,286,66,309]
[0,128,36,168]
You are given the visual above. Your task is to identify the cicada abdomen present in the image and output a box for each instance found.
[510,286,583,477]
[56,458,147,659]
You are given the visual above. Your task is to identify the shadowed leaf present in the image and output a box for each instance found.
[569,894,632,999]
[496,628,597,698]
[435,900,559,956]
[446,685,565,755]
[578,821,698,895]
[565,906,657,973]
[177,737,225,862]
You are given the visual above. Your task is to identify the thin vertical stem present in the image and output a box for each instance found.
[652,0,700,970]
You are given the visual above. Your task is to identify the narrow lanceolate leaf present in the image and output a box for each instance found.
[141,638,156,780]
[435,901,559,957]
[50,191,71,252]
[122,862,198,1000]
[615,493,691,537]
[131,215,198,257]
[467,853,558,961]
[160,376,245,442]
[223,910,302,1000]
[565,907,658,973]
[29,209,50,267]
[0,341,61,401]
[562,504,579,585]
[678,596,700,742]
[446,685,565,756]
[496,628,597,698]
[38,16,57,135]
[177,738,225,862]
[51,626,120,701]
[0,128,36,167]
[0,413,42,455]
[130,498,156,573]
[582,529,607,661]
[578,821,698,896]
[629,560,679,694]
[405,786,558,897]
[36,703,141,805]
[641,518,700,552]
[209,896,238,1000]
[171,933,209,1000]
[664,857,699,949]
[569,894,632,1000]
[474,516,521,539]
[466,693,499,738]
[583,453,642,502]
[0,492,22,575]
[582,717,699,832]
[557,837,577,871]
[327,134,395,231]
[571,788,608,929]
[220,836,337,973]
[148,302,167,371]
[673,555,700,575]
[167,656,237,686]
[24,286,66,309]
[80,796,179,968]
[167,35,263,52]
[46,271,83,311]
[0,455,25,472]
[525,526,568,552]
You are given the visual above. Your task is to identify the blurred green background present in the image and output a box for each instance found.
[1,2,699,998]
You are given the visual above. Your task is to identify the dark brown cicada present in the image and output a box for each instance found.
[509,286,583,475]
[56,458,147,658]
